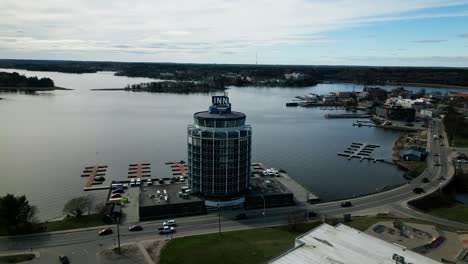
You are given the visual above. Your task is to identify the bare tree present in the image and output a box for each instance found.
[63,196,93,218]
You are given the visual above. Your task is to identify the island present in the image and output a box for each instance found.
[0,71,70,91]
[92,80,226,94]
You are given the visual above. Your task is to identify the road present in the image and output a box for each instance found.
[0,119,465,262]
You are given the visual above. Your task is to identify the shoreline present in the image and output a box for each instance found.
[0,86,72,91]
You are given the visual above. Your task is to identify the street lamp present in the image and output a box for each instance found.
[260,195,266,219]
[108,215,121,254]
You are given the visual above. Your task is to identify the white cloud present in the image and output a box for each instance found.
[0,0,467,64]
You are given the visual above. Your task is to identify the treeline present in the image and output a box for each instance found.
[125,80,226,93]
[1,59,468,87]
[0,72,54,87]
[443,104,468,144]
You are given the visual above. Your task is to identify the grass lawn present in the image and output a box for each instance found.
[398,160,427,178]
[452,134,468,148]
[409,195,468,225]
[46,214,105,232]
[160,222,321,264]
[346,215,468,233]
[0,254,35,263]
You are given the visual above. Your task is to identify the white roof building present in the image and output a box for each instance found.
[269,223,441,264]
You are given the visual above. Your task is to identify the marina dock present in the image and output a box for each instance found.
[337,142,385,163]
[81,165,108,190]
[324,113,371,119]
[166,160,187,177]
[128,163,151,178]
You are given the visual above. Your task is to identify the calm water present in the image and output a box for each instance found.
[2,68,466,220]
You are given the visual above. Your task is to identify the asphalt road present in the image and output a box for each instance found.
[1,119,465,262]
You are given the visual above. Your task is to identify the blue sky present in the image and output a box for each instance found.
[0,0,467,66]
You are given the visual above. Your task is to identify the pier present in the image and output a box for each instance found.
[324,113,371,119]
[81,165,108,191]
[337,142,385,163]
[166,160,187,177]
[128,163,151,178]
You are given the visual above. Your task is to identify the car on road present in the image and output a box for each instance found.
[129,225,143,232]
[159,226,175,235]
[163,219,176,226]
[433,162,441,166]
[433,153,439,157]
[98,227,113,236]
[59,255,70,264]
[413,187,425,194]
[440,143,444,146]
[341,201,352,207]
[421,177,430,183]
[235,213,248,220]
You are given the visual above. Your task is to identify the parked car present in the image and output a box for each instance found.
[413,187,425,194]
[111,193,121,198]
[129,225,143,232]
[136,178,141,186]
[98,228,113,236]
[159,179,164,184]
[159,226,175,234]
[421,177,430,183]
[163,220,176,226]
[112,189,124,194]
[130,179,136,187]
[59,255,70,264]
[341,201,352,207]
[235,213,248,220]
[147,179,152,186]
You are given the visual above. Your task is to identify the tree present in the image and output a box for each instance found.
[0,194,37,234]
[63,196,94,218]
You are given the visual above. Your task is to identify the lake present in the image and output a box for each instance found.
[1,68,466,220]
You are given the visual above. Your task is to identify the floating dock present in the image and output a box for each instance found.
[325,113,372,119]
[81,165,108,190]
[337,142,385,163]
[165,160,187,177]
[128,163,151,178]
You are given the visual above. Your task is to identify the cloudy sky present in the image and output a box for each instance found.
[1,0,468,66]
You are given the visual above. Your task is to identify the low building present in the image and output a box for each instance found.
[400,149,426,161]
[376,105,416,122]
[420,109,434,118]
[364,87,388,101]
[269,223,440,264]
[322,93,337,103]
[284,72,310,81]
[245,176,295,209]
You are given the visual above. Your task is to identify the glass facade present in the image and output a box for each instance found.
[187,112,252,198]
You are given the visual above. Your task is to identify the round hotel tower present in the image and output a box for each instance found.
[187,96,252,203]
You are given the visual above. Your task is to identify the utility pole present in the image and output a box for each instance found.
[218,203,221,234]
[116,216,121,254]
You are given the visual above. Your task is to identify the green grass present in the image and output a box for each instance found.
[346,215,468,233]
[452,134,468,148]
[160,222,321,264]
[409,194,468,225]
[46,214,105,232]
[0,254,35,263]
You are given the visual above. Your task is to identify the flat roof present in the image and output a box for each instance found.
[139,183,203,207]
[248,176,291,196]
[270,223,441,264]
[194,111,246,121]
